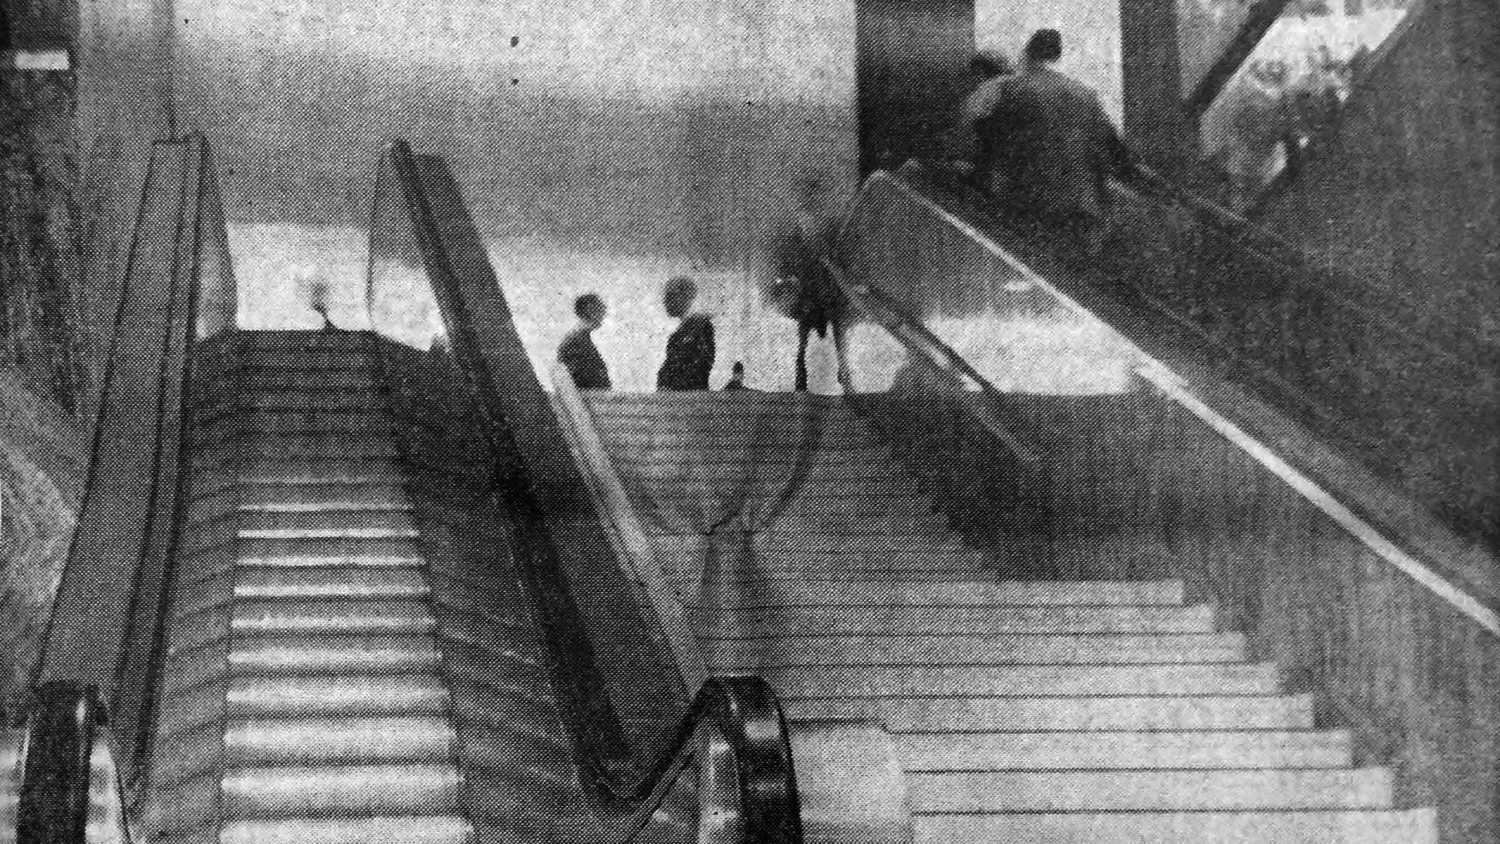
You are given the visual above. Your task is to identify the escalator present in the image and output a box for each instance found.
[4,130,1492,843]
[2,137,810,843]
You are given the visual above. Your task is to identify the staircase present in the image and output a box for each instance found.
[586,390,1437,843]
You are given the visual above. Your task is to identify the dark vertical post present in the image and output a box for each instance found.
[1118,0,1199,173]
[856,0,976,175]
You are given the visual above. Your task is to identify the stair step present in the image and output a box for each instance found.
[908,767,1393,811]
[226,676,451,717]
[787,694,1315,731]
[239,485,411,511]
[219,435,401,458]
[232,599,438,635]
[235,370,382,390]
[696,604,1217,636]
[235,567,428,600]
[708,633,1245,666]
[220,816,474,844]
[701,580,1185,608]
[223,717,458,765]
[239,537,425,565]
[913,809,1437,844]
[231,412,396,435]
[895,729,1351,770]
[758,663,1279,697]
[238,510,418,540]
[228,635,442,674]
[238,459,408,485]
[220,765,462,817]
[237,391,388,412]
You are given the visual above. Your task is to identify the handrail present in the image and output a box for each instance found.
[16,682,102,844]
[14,682,132,844]
[373,138,804,843]
[816,256,1040,464]
[30,135,225,788]
[548,362,709,688]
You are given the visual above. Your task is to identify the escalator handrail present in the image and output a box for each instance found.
[30,135,212,783]
[816,255,1041,465]
[14,681,132,844]
[375,138,804,843]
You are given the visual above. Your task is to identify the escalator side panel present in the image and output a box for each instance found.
[37,139,205,778]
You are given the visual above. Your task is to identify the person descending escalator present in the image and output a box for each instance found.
[974,29,1136,267]
[656,276,715,391]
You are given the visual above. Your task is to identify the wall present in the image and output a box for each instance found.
[857,0,975,173]
[170,0,858,391]
[1252,0,1499,543]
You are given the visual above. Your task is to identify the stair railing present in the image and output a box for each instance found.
[366,138,804,843]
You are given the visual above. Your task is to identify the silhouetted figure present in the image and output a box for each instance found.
[723,361,750,391]
[656,277,715,391]
[558,293,611,390]
[977,29,1134,259]
[962,51,1015,184]
[298,270,339,331]
[771,180,852,392]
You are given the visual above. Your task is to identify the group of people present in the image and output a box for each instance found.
[560,28,1126,394]
[558,276,738,393]
[961,28,1136,261]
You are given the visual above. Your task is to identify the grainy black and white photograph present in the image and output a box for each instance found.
[1,0,1496,841]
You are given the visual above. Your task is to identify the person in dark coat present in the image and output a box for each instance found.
[557,293,611,390]
[771,179,853,391]
[656,276,715,391]
[978,29,1134,256]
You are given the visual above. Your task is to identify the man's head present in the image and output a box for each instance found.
[731,361,745,378]
[969,51,1012,80]
[663,276,697,319]
[1024,29,1062,65]
[575,292,606,328]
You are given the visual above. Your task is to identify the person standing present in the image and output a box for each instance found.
[961,50,1015,188]
[558,293,611,390]
[977,29,1134,258]
[772,179,853,392]
[656,277,715,391]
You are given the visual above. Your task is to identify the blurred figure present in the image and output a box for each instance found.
[296,267,339,331]
[722,361,752,391]
[656,277,715,391]
[961,50,1015,188]
[558,293,611,390]
[770,179,853,392]
[976,29,1134,261]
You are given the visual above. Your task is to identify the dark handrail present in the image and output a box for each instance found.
[374,138,803,843]
[817,255,1040,464]
[14,682,126,844]
[31,136,215,784]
